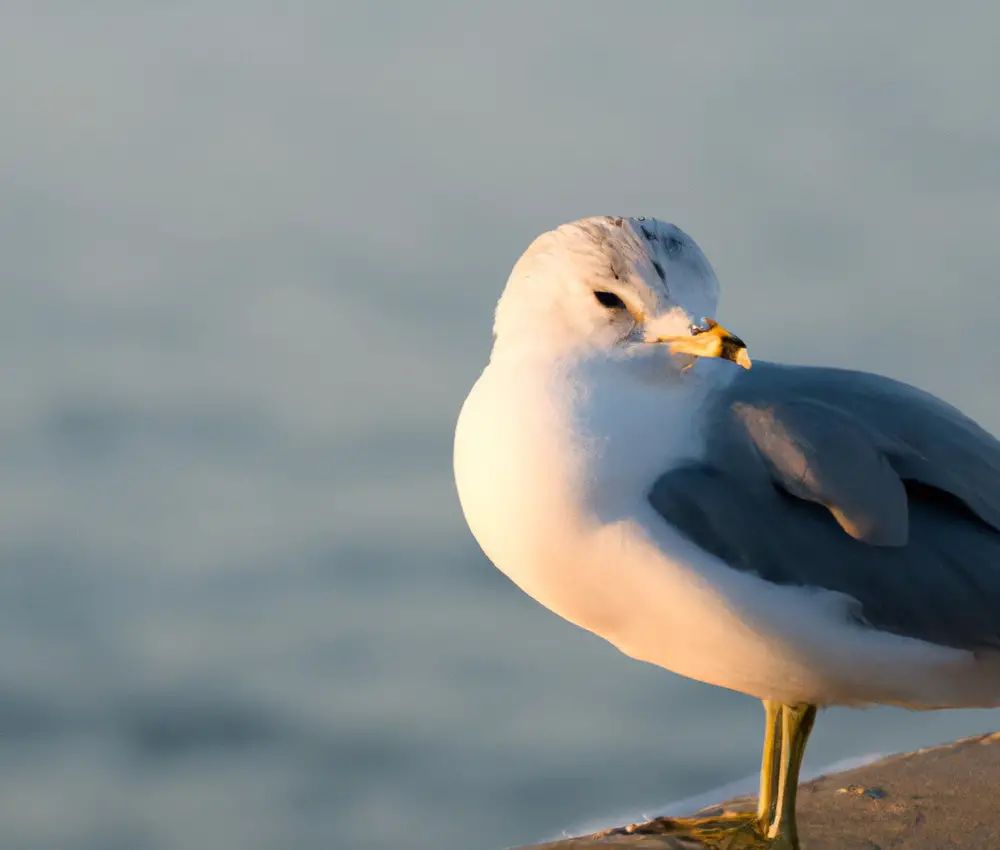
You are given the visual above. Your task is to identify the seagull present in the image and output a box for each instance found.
[453,215,1000,849]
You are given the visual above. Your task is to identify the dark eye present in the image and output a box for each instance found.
[594,290,626,310]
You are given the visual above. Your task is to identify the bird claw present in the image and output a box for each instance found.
[595,811,799,849]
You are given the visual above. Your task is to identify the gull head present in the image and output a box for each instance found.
[492,216,749,370]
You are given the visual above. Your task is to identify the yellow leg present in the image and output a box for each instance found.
[597,702,816,849]
[756,700,781,826]
[606,701,785,848]
[764,703,817,849]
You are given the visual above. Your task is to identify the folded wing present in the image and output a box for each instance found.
[648,363,1000,650]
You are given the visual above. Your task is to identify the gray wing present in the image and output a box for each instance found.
[648,362,1000,650]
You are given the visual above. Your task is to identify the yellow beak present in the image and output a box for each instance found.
[651,318,751,370]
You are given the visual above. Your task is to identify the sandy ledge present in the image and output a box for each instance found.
[515,731,1000,850]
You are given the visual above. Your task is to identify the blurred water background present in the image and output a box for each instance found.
[2,5,999,850]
